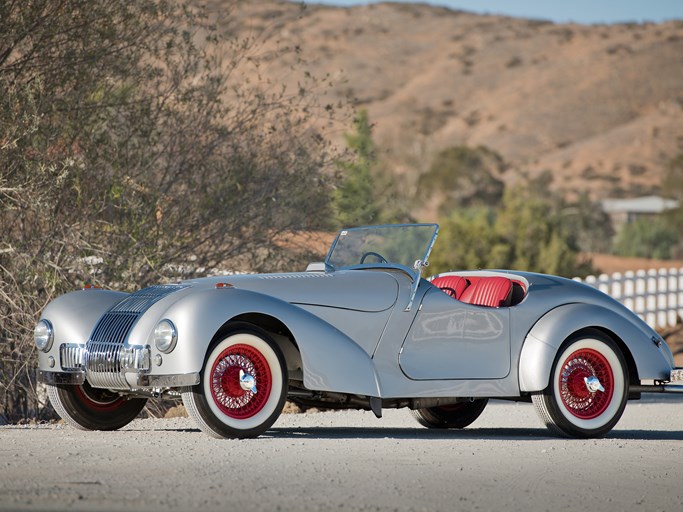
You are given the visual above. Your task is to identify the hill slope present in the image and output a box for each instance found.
[203,1,683,204]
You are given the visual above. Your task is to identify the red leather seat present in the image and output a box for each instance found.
[431,275,469,300]
[459,277,513,308]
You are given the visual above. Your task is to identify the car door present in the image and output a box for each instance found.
[399,288,511,380]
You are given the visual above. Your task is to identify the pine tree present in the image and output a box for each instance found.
[333,110,380,227]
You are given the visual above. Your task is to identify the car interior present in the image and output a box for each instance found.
[430,275,527,307]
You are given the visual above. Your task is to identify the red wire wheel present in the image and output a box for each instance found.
[531,330,629,439]
[182,325,288,439]
[558,348,614,420]
[47,381,147,431]
[74,381,127,412]
[209,343,272,419]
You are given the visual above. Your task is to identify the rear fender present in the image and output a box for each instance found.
[519,303,673,392]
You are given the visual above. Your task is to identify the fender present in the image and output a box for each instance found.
[518,303,673,392]
[141,288,382,397]
[38,289,128,371]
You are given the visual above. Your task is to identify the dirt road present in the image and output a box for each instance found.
[1,399,682,512]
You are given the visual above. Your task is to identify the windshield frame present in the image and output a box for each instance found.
[324,223,439,280]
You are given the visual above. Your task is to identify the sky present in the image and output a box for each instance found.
[301,0,683,24]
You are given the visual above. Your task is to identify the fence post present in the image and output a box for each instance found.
[576,267,682,329]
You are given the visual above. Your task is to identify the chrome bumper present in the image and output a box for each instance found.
[664,368,683,393]
[39,370,199,389]
[42,342,200,389]
[630,369,683,394]
[136,372,199,387]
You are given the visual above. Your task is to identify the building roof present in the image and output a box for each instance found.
[601,195,679,214]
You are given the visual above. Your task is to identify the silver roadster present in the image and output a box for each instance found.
[36,224,683,438]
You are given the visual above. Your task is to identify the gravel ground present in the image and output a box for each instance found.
[1,399,682,512]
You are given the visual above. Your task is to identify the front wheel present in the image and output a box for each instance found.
[47,381,147,431]
[531,330,629,438]
[182,325,288,439]
[411,399,488,429]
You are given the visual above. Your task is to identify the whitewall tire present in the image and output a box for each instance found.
[532,330,628,438]
[182,325,287,439]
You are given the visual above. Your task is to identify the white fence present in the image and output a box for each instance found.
[574,268,683,329]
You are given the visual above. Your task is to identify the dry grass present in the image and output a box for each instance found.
[659,322,683,366]
[209,0,683,204]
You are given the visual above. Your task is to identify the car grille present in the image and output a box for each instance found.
[60,343,85,371]
[84,284,188,389]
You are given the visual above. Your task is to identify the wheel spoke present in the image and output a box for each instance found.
[76,382,126,411]
[558,348,614,420]
[210,343,272,419]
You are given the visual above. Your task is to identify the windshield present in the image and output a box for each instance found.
[325,224,438,274]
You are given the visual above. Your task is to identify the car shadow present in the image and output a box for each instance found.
[127,424,683,441]
[607,429,683,441]
[264,426,548,440]
[259,426,683,441]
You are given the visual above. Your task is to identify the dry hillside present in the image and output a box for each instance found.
[200,0,683,206]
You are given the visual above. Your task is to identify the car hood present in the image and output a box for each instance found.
[186,270,401,312]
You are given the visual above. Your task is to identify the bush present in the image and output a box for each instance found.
[612,217,678,259]
[418,145,505,214]
[0,1,338,422]
[661,153,683,258]
[429,183,592,278]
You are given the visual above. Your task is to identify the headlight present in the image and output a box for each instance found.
[154,319,177,354]
[34,320,54,352]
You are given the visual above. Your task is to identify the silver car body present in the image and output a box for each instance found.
[38,224,676,404]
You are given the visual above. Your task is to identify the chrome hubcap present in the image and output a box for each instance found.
[239,369,257,394]
[584,375,605,393]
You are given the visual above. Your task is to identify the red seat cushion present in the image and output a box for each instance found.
[459,277,512,308]
[431,276,469,300]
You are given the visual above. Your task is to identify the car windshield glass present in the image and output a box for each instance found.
[325,224,438,272]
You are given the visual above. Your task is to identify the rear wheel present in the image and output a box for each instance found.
[47,381,147,431]
[411,399,488,429]
[531,330,628,438]
[182,325,288,439]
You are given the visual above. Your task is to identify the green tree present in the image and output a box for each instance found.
[333,110,379,227]
[428,208,507,272]
[418,145,505,214]
[495,185,584,275]
[562,192,614,254]
[662,153,683,200]
[612,217,678,259]
[661,153,683,258]
[332,109,411,227]
[429,183,591,277]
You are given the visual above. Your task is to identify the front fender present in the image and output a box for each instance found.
[145,288,381,397]
[38,289,128,371]
[519,303,674,392]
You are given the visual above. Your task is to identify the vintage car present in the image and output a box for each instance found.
[36,224,683,439]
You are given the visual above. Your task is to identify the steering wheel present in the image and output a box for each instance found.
[360,251,388,264]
